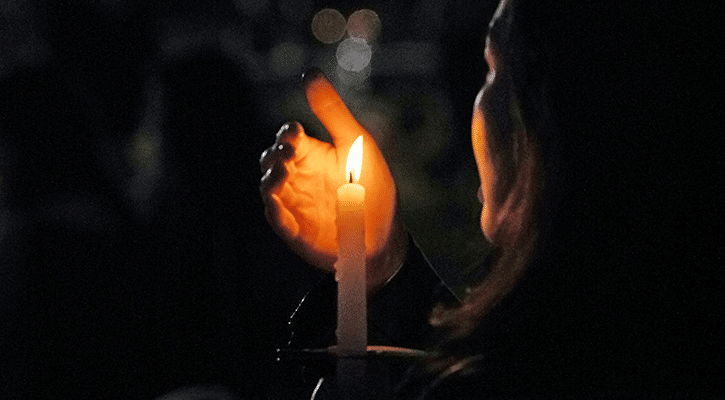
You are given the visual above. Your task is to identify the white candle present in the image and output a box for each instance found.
[335,135,367,355]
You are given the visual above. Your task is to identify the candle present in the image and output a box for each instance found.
[335,135,367,355]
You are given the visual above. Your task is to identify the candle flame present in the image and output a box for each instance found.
[346,135,363,183]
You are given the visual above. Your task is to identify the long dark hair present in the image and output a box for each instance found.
[428,0,550,342]
[426,0,720,394]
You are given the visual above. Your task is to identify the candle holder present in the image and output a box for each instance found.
[276,345,428,400]
[277,345,428,360]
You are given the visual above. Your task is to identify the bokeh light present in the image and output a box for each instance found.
[347,9,381,43]
[128,129,160,170]
[335,38,371,72]
[127,126,163,218]
[311,9,346,44]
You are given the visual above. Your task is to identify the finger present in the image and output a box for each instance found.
[260,161,300,241]
[260,142,294,174]
[260,122,301,172]
[275,121,305,146]
[303,68,367,152]
[260,158,288,197]
[263,192,300,241]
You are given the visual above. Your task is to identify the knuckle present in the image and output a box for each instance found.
[277,142,295,160]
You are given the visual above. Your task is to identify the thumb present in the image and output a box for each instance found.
[303,68,367,158]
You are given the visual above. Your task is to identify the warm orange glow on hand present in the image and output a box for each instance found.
[260,69,400,290]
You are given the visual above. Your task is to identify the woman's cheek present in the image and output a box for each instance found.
[472,91,496,239]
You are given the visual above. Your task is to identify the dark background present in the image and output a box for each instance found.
[1,0,495,398]
[2,1,722,399]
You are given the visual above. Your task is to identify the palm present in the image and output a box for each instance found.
[277,137,340,261]
[263,126,397,272]
[260,72,398,274]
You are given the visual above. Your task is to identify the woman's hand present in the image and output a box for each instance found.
[260,69,405,293]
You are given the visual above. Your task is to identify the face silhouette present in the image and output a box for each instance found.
[472,0,519,241]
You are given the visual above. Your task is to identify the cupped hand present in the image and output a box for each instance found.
[260,69,405,293]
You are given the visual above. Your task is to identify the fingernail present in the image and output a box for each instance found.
[259,148,269,165]
[261,168,272,182]
[302,67,324,87]
[276,121,301,140]
[276,123,290,139]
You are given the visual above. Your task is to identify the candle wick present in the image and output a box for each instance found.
[349,170,354,183]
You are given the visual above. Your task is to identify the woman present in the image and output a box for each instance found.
[260,0,719,398]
